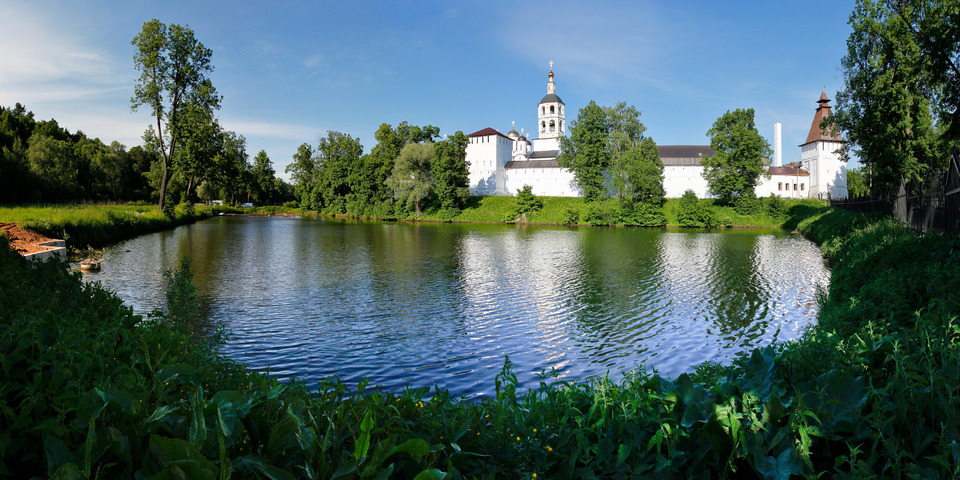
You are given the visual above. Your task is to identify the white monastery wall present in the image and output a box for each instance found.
[504,167,580,197]
[663,166,710,198]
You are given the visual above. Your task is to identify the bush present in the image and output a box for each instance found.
[563,207,580,226]
[677,190,721,227]
[584,201,615,226]
[515,185,543,215]
[763,193,786,218]
[733,191,761,216]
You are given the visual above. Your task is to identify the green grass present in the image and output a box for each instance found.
[0,203,239,248]
[4,204,960,478]
[344,195,829,229]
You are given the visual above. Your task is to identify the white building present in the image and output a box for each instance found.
[465,66,846,200]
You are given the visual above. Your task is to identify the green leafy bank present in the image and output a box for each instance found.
[2,204,960,478]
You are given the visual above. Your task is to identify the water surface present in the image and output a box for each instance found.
[84,216,828,397]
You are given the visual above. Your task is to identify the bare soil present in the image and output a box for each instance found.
[0,223,57,255]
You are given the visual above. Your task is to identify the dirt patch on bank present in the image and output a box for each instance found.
[0,223,57,255]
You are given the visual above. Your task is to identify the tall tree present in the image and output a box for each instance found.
[604,102,646,199]
[431,131,470,211]
[833,0,941,193]
[701,108,772,203]
[131,19,220,213]
[172,103,221,201]
[286,143,316,208]
[386,142,434,216]
[251,150,278,205]
[624,136,665,205]
[214,131,249,206]
[558,100,611,201]
[312,131,363,213]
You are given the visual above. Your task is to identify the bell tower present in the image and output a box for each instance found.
[538,61,565,140]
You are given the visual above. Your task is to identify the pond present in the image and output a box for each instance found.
[83,216,829,398]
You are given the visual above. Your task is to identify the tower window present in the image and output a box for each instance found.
[550,105,555,114]
[541,121,546,131]
[542,107,545,115]
[549,120,556,132]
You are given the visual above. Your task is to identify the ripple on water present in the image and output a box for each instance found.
[87,219,829,397]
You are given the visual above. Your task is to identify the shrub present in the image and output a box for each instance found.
[733,191,761,215]
[763,193,786,218]
[677,190,721,227]
[515,185,543,215]
[563,207,580,226]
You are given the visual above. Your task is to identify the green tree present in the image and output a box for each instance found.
[286,143,316,208]
[251,150,278,205]
[886,0,960,139]
[624,137,665,205]
[431,131,470,211]
[213,131,249,206]
[846,167,871,197]
[605,102,646,199]
[26,133,80,201]
[833,0,941,194]
[386,142,434,216]
[172,103,221,201]
[558,100,611,201]
[312,131,363,213]
[701,108,771,203]
[131,19,220,213]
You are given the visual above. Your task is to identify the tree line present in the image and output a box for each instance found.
[284,123,471,219]
[0,103,286,208]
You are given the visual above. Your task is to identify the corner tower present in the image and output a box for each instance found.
[800,90,848,199]
[538,61,565,140]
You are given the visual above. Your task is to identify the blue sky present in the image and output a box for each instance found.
[0,0,856,179]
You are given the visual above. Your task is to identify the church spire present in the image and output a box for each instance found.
[538,61,565,139]
[547,60,556,95]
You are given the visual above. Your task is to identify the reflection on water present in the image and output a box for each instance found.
[84,216,829,397]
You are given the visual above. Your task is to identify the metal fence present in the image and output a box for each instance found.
[830,147,960,235]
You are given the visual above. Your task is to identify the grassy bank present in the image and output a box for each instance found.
[0,203,240,248]
[2,203,959,478]
[325,195,828,228]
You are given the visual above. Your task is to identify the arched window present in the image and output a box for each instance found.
[550,105,555,114]
[541,107,545,115]
[541,121,546,131]
[560,120,563,132]
[549,120,556,132]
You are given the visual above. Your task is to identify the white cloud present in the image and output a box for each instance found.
[0,3,124,89]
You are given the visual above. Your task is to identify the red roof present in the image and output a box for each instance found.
[802,92,843,145]
[468,127,511,139]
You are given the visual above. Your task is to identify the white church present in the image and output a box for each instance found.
[466,65,848,200]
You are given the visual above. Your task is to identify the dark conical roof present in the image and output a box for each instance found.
[539,93,563,104]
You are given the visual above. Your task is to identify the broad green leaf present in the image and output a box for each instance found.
[412,468,447,480]
[385,438,430,461]
[43,431,71,476]
[148,435,217,480]
[617,444,630,463]
[753,447,803,480]
[354,409,374,461]
[232,454,297,480]
[49,462,82,480]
